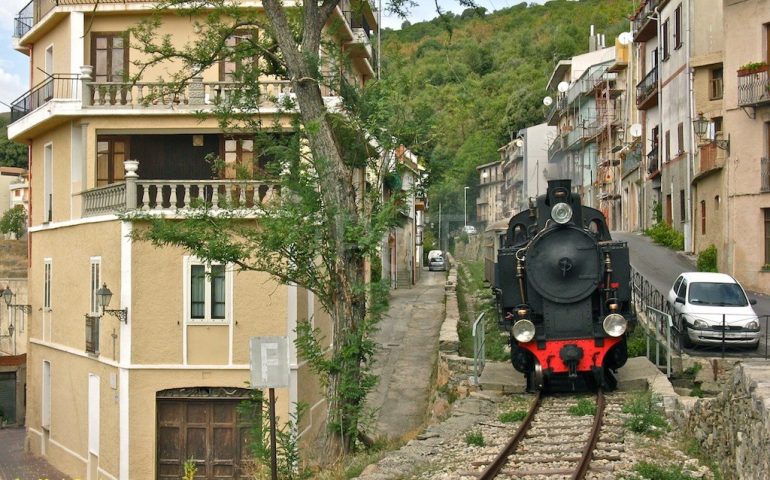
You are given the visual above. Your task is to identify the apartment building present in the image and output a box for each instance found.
[544,30,619,214]
[499,123,555,218]
[475,160,504,226]
[8,1,378,478]
[723,0,770,292]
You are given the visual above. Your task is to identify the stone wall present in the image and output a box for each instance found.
[682,362,770,480]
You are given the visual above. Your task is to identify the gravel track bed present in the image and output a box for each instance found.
[356,391,716,480]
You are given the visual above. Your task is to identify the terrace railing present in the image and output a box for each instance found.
[636,66,658,108]
[15,0,151,38]
[737,69,770,107]
[82,179,279,217]
[10,74,80,122]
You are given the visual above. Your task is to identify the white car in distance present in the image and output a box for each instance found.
[667,272,760,349]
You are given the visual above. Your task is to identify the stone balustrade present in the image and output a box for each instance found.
[81,179,278,217]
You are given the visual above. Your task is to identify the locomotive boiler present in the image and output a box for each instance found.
[493,179,634,391]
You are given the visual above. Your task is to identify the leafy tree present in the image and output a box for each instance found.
[0,205,27,239]
[0,115,28,168]
[127,0,477,459]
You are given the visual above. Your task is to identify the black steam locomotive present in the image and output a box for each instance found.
[493,179,634,391]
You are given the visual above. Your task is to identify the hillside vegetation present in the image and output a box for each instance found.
[378,0,634,224]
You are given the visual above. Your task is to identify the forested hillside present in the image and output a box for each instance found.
[378,0,634,224]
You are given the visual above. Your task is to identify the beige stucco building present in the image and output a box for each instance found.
[722,0,770,292]
[8,1,377,478]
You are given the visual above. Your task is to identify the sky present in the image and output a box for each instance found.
[0,0,546,111]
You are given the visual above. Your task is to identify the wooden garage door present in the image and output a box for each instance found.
[157,399,251,479]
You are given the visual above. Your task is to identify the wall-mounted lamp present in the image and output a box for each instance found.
[2,286,31,314]
[693,112,730,154]
[95,283,128,324]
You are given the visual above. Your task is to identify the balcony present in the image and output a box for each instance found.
[8,71,342,137]
[632,0,669,43]
[737,69,770,107]
[545,95,567,126]
[695,143,723,178]
[622,145,642,177]
[82,179,279,217]
[10,73,80,122]
[548,133,567,161]
[647,146,660,178]
[636,66,658,110]
[14,0,150,40]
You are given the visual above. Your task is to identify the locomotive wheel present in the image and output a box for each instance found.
[527,362,544,392]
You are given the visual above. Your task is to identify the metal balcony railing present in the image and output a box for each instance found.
[342,10,372,39]
[647,146,660,175]
[737,70,770,107]
[10,74,80,122]
[636,66,658,108]
[15,0,152,38]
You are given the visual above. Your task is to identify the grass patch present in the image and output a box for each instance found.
[625,461,699,480]
[465,430,485,447]
[456,261,510,361]
[438,383,458,404]
[682,438,722,480]
[568,398,596,416]
[682,363,702,377]
[498,410,527,423]
[623,391,670,437]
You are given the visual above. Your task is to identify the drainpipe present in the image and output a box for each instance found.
[655,5,663,228]
[685,0,694,254]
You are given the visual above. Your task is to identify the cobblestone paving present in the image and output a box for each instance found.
[0,428,70,480]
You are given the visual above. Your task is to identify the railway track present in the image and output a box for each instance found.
[473,391,628,479]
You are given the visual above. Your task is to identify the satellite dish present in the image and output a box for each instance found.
[618,32,633,46]
[557,81,570,93]
[514,139,524,148]
[543,96,553,106]
[630,123,642,138]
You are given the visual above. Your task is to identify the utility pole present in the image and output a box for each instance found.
[438,202,442,251]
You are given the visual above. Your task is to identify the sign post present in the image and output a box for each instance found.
[250,336,289,480]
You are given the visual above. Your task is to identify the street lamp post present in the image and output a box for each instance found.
[464,186,469,227]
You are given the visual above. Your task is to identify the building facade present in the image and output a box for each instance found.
[475,160,504,227]
[9,1,378,478]
[723,0,770,292]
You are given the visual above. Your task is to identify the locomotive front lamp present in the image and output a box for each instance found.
[512,319,536,343]
[551,202,573,224]
[516,307,529,318]
[603,314,627,337]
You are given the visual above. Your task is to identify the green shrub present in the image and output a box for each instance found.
[644,222,684,251]
[498,410,527,423]
[464,430,485,447]
[623,392,669,437]
[627,326,647,358]
[696,245,718,272]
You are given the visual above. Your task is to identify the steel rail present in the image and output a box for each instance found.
[478,391,542,480]
[571,389,606,480]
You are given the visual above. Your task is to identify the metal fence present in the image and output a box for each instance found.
[472,312,486,386]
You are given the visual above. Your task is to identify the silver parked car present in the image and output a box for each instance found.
[428,255,447,272]
[667,272,760,349]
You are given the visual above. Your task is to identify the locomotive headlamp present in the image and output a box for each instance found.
[603,313,627,337]
[516,307,529,318]
[609,303,619,311]
[512,319,536,343]
[551,202,573,224]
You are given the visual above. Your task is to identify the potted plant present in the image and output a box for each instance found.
[737,61,768,76]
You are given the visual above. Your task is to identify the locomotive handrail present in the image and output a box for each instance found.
[472,312,486,385]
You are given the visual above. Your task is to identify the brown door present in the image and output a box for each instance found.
[157,399,251,479]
